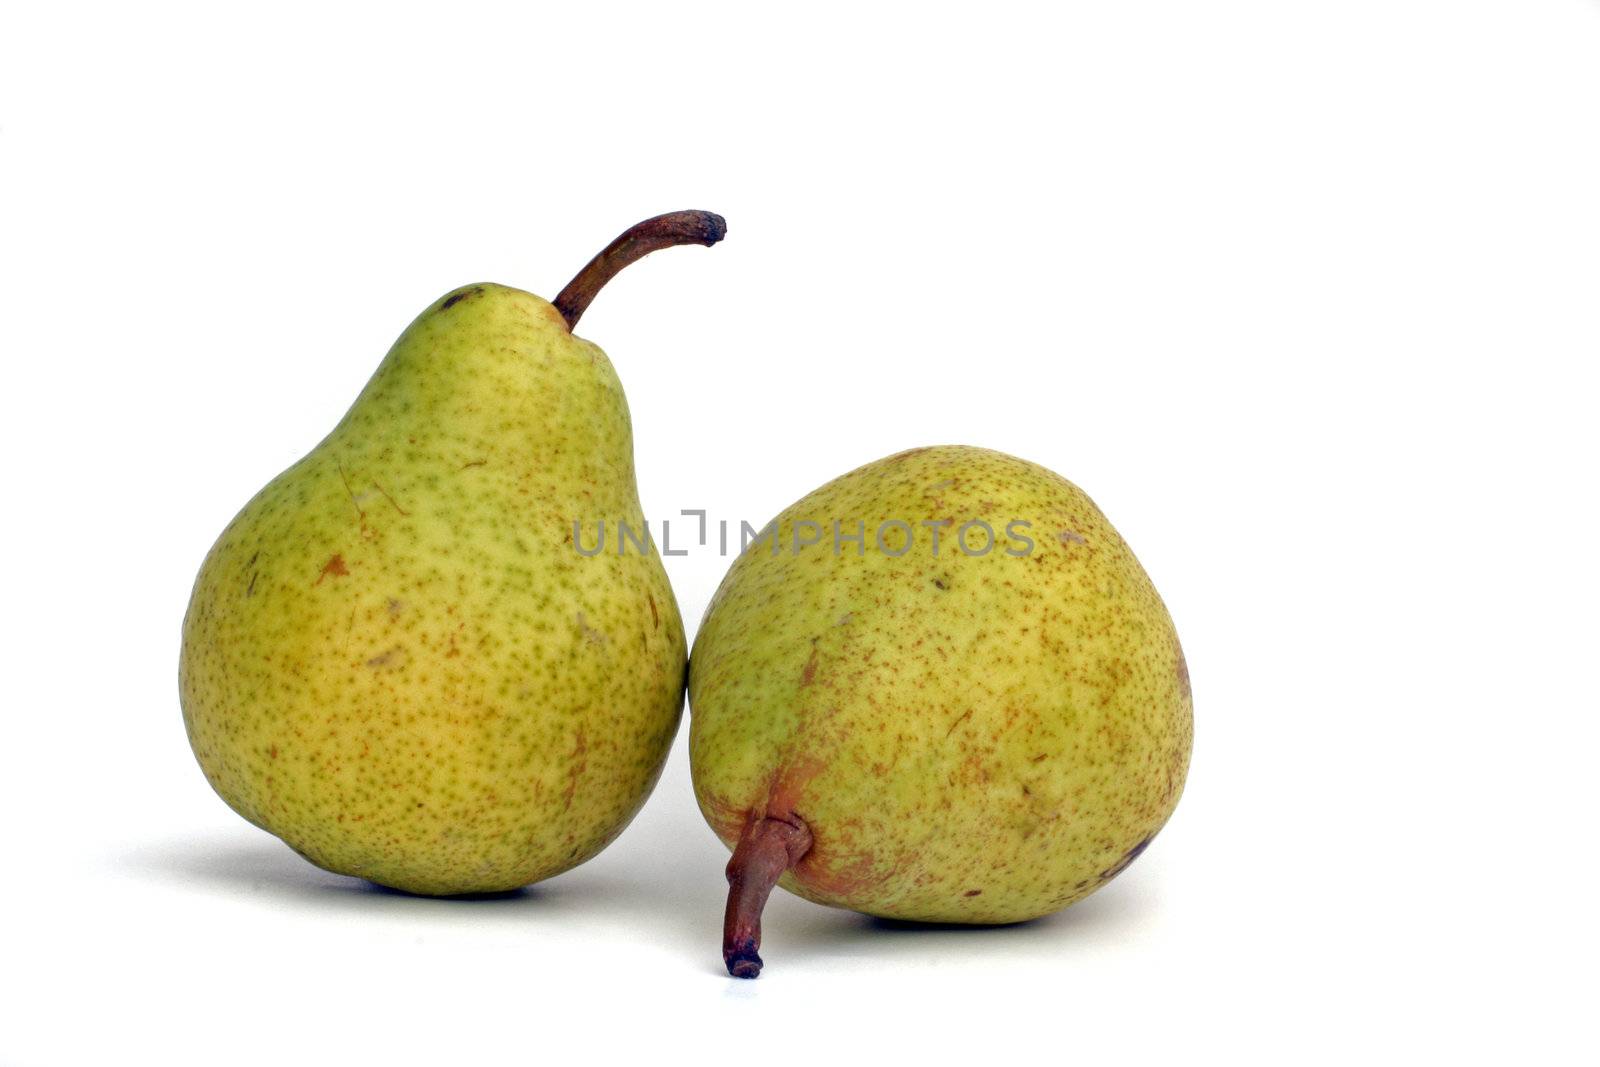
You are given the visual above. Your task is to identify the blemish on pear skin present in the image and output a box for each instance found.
[964,889,982,897]
[246,571,258,596]
[315,554,349,584]
[647,592,659,630]
[337,464,365,522]
[576,613,607,646]
[439,286,485,311]
[800,644,819,686]
[371,481,409,516]
[1097,834,1155,884]
[459,459,487,471]
[1176,652,1192,700]
[945,708,973,737]
[366,646,406,670]
[561,730,589,812]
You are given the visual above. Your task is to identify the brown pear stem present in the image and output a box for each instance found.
[723,814,812,979]
[553,210,727,330]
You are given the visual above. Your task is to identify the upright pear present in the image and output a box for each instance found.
[180,212,724,895]
[689,446,1192,976]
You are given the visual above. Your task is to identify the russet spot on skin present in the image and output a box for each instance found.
[689,445,1193,944]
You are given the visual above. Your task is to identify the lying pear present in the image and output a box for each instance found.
[689,446,1192,976]
[180,212,724,895]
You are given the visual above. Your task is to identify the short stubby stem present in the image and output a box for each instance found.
[554,210,727,329]
[723,815,813,979]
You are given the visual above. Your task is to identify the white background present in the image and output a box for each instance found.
[2,2,1596,1063]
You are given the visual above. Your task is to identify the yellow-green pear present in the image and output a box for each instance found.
[180,212,724,895]
[689,446,1192,976]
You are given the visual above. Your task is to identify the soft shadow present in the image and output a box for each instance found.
[118,751,732,953]
[363,882,531,903]
[120,832,551,913]
[119,817,732,949]
[865,915,1041,934]
[119,826,1161,974]
[766,877,1162,970]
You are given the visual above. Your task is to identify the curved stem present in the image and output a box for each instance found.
[553,210,727,329]
[723,814,812,978]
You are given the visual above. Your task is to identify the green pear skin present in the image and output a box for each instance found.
[181,284,686,895]
[690,446,1191,936]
